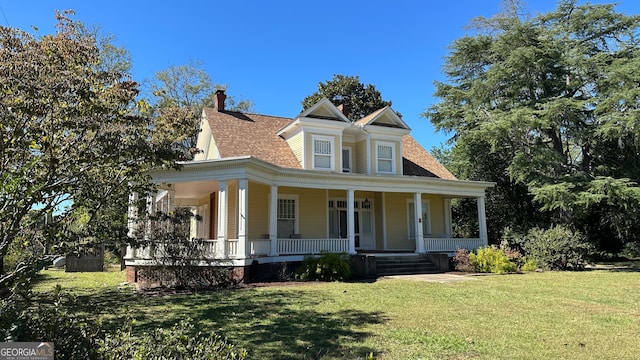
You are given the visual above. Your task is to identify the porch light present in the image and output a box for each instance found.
[362,194,371,209]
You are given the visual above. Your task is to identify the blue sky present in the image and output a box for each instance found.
[2,1,638,150]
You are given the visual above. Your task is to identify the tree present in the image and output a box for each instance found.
[148,60,253,113]
[0,10,198,326]
[301,74,393,121]
[148,61,253,156]
[424,0,640,251]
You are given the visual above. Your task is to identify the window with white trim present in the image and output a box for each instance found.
[277,196,298,238]
[408,200,431,240]
[376,141,395,174]
[342,146,352,173]
[312,135,334,170]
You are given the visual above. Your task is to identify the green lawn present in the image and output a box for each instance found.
[34,267,640,359]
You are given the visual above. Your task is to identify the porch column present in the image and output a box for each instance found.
[477,196,488,246]
[126,192,139,259]
[166,188,175,213]
[443,198,452,237]
[144,191,156,241]
[269,185,279,256]
[347,189,356,254]
[414,192,425,253]
[216,181,228,255]
[127,192,139,238]
[236,179,248,259]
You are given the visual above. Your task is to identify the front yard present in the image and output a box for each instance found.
[34,266,640,359]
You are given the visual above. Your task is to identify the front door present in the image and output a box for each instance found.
[337,208,374,250]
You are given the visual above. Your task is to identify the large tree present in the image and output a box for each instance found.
[0,11,197,309]
[302,74,393,121]
[148,61,253,155]
[425,0,640,250]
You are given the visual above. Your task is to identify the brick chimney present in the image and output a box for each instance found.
[337,103,350,118]
[215,89,226,111]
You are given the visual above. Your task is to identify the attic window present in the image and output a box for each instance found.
[376,142,395,174]
[312,135,334,170]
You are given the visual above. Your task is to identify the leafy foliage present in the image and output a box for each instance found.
[425,0,640,250]
[99,318,247,360]
[7,286,102,359]
[135,207,235,289]
[469,246,517,274]
[301,74,393,121]
[0,11,198,317]
[523,225,593,270]
[295,252,351,281]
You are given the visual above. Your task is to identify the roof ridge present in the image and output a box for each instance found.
[203,107,293,120]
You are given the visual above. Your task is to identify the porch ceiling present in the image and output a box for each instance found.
[173,181,218,198]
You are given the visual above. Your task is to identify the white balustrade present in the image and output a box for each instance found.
[424,237,483,252]
[249,239,271,256]
[278,238,349,255]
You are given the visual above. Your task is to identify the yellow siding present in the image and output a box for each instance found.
[356,139,367,174]
[384,193,414,249]
[423,194,445,236]
[287,132,304,167]
[375,192,384,249]
[280,187,327,238]
[248,182,269,240]
[207,135,220,159]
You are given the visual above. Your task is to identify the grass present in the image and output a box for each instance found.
[33,267,640,359]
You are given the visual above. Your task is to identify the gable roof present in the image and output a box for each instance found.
[202,107,456,180]
[203,108,301,169]
[298,98,351,122]
[354,106,410,130]
[402,135,456,180]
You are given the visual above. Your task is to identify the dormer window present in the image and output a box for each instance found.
[376,141,395,174]
[312,135,334,170]
[342,146,352,173]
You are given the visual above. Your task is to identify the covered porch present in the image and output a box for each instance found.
[124,157,491,266]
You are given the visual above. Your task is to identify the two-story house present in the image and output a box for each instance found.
[124,90,493,282]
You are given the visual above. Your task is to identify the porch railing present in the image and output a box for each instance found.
[278,238,349,255]
[424,237,484,253]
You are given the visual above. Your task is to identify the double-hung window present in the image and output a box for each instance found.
[376,141,395,174]
[277,196,298,238]
[408,200,431,240]
[313,135,334,170]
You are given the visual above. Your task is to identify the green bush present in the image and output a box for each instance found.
[520,257,538,272]
[469,246,517,274]
[6,286,102,360]
[295,252,351,281]
[99,318,247,360]
[524,225,593,270]
[621,242,640,259]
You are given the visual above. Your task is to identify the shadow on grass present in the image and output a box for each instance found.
[49,286,387,359]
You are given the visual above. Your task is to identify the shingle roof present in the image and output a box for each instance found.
[204,108,301,169]
[203,108,456,179]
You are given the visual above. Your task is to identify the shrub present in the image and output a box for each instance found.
[469,246,517,274]
[520,257,538,272]
[99,318,247,360]
[621,242,640,259]
[524,225,593,270]
[452,248,473,272]
[295,252,351,281]
[6,286,102,360]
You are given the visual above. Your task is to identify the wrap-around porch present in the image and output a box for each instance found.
[125,174,489,266]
